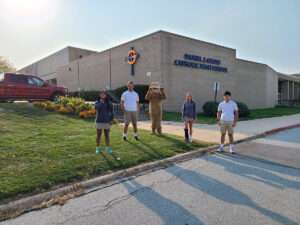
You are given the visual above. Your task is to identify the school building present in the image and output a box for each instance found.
[18,30,300,112]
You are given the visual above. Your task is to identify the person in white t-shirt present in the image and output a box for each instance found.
[217,91,239,153]
[121,81,140,141]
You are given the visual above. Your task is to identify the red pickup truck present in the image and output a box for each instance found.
[0,73,68,103]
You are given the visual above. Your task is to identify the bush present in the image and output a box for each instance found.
[68,90,99,101]
[68,84,149,103]
[112,84,149,103]
[202,101,219,117]
[236,102,250,117]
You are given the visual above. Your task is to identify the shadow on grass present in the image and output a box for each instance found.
[100,150,123,170]
[138,139,168,158]
[128,141,160,161]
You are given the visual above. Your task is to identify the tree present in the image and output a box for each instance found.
[0,56,16,73]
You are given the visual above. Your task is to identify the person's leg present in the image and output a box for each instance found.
[123,111,130,140]
[151,118,155,134]
[96,129,102,147]
[104,129,112,153]
[189,121,193,135]
[157,118,162,135]
[96,129,102,153]
[123,124,129,134]
[184,120,189,141]
[133,124,138,134]
[189,121,194,142]
[228,134,234,144]
[221,133,226,144]
[228,122,235,153]
[157,111,162,135]
[104,129,110,147]
[132,111,138,139]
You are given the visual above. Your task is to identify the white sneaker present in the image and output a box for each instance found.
[229,147,236,154]
[189,137,192,142]
[218,147,224,152]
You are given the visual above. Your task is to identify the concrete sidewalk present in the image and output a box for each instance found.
[136,114,300,143]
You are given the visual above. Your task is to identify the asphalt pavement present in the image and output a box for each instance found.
[2,128,300,225]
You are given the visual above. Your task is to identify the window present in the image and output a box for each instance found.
[9,74,27,84]
[28,77,44,86]
[50,78,57,85]
[0,73,4,82]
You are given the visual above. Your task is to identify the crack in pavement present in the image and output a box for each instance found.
[54,175,180,225]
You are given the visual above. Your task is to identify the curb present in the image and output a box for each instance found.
[0,145,217,221]
[1,123,299,221]
[265,123,300,134]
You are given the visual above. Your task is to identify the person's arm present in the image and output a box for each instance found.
[136,101,140,113]
[193,102,197,121]
[217,103,222,126]
[121,93,126,113]
[182,103,186,120]
[232,103,239,127]
[94,101,102,110]
[121,100,125,113]
[233,110,239,127]
[136,93,140,113]
[160,88,167,100]
[145,89,151,101]
[217,110,222,126]
[109,101,114,125]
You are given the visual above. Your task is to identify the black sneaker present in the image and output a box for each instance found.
[134,136,139,141]
[123,136,127,141]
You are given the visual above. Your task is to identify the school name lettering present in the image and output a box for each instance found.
[174,53,228,73]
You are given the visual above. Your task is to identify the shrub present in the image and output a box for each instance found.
[68,84,149,103]
[236,102,250,117]
[113,84,149,103]
[202,101,219,117]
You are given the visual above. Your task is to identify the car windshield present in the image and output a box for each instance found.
[28,77,44,86]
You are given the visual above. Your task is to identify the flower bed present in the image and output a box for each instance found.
[33,97,97,119]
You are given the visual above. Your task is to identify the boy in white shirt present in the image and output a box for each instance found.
[217,91,239,153]
[121,81,140,141]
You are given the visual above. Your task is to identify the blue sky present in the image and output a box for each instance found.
[0,0,299,74]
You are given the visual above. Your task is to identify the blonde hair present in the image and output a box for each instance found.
[186,92,193,102]
[127,81,134,87]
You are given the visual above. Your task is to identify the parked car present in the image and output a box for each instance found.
[0,73,68,103]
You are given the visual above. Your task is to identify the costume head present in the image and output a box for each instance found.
[149,82,161,93]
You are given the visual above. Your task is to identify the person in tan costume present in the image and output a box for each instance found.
[145,82,167,135]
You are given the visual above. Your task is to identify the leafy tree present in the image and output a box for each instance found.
[0,56,16,73]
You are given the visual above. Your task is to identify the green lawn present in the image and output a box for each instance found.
[0,103,212,203]
[163,107,300,124]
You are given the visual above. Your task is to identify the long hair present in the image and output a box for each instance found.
[185,92,194,102]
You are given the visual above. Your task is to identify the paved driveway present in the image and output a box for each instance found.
[222,127,300,168]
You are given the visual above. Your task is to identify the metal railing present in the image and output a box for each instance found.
[277,100,300,107]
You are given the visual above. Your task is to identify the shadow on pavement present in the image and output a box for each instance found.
[210,154,300,189]
[122,179,204,225]
[219,152,300,176]
[166,165,298,225]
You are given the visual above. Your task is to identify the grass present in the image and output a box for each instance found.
[0,103,212,203]
[162,107,300,124]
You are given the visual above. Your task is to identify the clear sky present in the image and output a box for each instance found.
[0,0,299,74]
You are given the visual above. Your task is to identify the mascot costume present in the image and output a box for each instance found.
[145,82,167,135]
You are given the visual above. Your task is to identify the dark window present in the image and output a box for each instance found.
[50,78,57,85]
[9,74,28,84]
